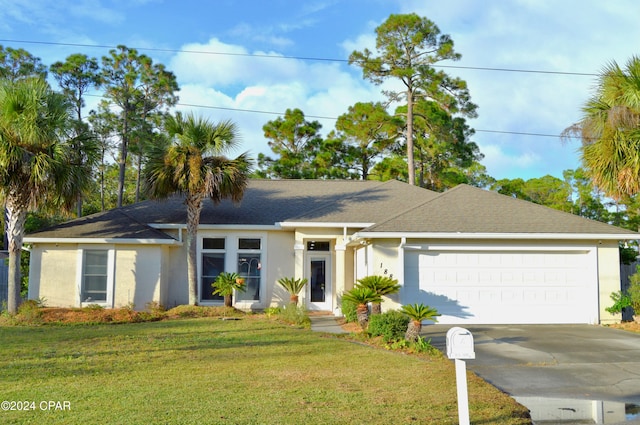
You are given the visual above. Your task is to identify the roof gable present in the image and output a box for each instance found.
[364,184,638,235]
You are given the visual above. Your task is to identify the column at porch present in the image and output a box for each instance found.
[293,239,305,304]
[334,243,346,316]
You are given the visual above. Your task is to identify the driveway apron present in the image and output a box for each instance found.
[421,324,640,403]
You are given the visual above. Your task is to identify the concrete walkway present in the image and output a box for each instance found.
[309,315,346,334]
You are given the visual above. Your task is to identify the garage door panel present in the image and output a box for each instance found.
[403,249,597,324]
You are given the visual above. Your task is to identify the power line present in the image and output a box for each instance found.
[0,38,598,77]
[87,94,563,139]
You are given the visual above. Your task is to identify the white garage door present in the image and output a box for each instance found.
[403,249,598,324]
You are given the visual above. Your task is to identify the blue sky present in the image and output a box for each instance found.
[1,0,639,181]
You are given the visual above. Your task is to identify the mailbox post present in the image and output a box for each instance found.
[446,327,475,425]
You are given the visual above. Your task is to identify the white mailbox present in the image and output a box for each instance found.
[446,327,475,360]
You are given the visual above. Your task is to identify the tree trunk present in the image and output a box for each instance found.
[356,304,369,330]
[117,107,129,208]
[406,86,415,186]
[371,302,382,315]
[405,320,422,342]
[290,294,299,305]
[135,154,142,203]
[224,294,232,307]
[5,193,27,314]
[185,193,203,306]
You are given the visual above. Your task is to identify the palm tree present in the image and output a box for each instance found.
[145,112,251,306]
[213,272,246,307]
[401,303,440,342]
[341,287,382,330]
[562,56,640,200]
[277,277,308,305]
[0,77,89,314]
[356,275,400,315]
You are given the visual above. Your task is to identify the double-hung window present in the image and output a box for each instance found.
[201,238,225,301]
[80,248,114,306]
[236,238,261,302]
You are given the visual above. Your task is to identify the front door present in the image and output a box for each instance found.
[307,253,332,311]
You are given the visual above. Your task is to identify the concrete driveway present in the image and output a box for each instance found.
[421,324,640,423]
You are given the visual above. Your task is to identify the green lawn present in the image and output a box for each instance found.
[0,316,531,424]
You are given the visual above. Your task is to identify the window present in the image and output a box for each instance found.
[201,238,225,301]
[236,238,261,302]
[307,241,330,251]
[82,250,108,303]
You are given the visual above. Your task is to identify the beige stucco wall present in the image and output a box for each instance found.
[598,242,623,324]
[368,239,403,312]
[29,244,78,307]
[162,230,189,307]
[28,242,174,309]
[113,245,164,309]
[264,231,295,308]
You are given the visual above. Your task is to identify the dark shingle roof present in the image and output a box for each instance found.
[26,180,638,240]
[364,184,638,235]
[28,180,437,239]
[27,209,177,240]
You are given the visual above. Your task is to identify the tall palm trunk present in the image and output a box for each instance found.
[405,319,422,342]
[185,193,204,306]
[5,190,27,314]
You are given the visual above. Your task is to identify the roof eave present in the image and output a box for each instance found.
[354,231,639,241]
[23,237,182,245]
[278,221,374,229]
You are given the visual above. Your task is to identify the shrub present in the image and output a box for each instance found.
[146,301,166,315]
[8,300,43,325]
[165,305,242,318]
[606,291,632,315]
[276,304,310,327]
[263,306,281,318]
[367,310,410,342]
[341,297,357,323]
[628,271,640,315]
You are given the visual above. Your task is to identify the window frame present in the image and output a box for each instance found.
[200,237,227,303]
[198,233,266,307]
[235,238,263,304]
[77,246,115,308]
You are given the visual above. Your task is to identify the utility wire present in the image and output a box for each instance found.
[87,95,564,139]
[0,38,599,77]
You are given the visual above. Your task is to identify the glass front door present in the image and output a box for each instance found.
[307,254,331,311]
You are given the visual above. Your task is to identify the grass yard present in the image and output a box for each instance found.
[0,315,531,424]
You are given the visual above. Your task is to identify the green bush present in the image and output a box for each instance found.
[15,300,43,324]
[263,306,281,317]
[276,304,310,327]
[341,297,357,323]
[367,310,410,342]
[606,291,632,315]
